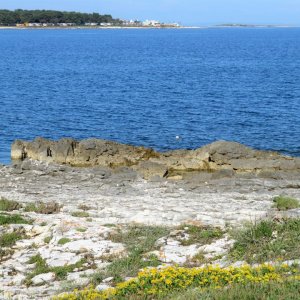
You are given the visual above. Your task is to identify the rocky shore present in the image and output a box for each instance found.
[11,137,300,179]
[1,138,300,299]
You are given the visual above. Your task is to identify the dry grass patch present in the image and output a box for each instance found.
[0,198,21,211]
[71,211,90,218]
[24,201,61,214]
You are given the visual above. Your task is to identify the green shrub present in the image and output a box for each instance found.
[0,214,31,225]
[229,218,300,263]
[273,196,300,211]
[103,251,161,284]
[54,264,300,300]
[44,236,52,244]
[76,227,87,232]
[179,224,223,246]
[0,232,24,247]
[71,211,89,218]
[58,238,71,245]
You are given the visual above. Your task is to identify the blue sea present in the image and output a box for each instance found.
[0,28,300,164]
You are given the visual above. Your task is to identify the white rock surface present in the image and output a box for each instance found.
[40,250,82,267]
[96,284,110,291]
[63,240,125,257]
[151,238,200,264]
[199,235,235,259]
[32,272,55,285]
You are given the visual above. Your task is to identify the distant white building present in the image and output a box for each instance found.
[142,20,161,27]
[122,19,143,26]
[27,23,42,27]
[162,22,180,28]
[42,23,55,27]
[85,23,98,26]
[57,23,76,27]
[100,23,112,27]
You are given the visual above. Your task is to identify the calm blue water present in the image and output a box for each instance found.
[0,28,300,164]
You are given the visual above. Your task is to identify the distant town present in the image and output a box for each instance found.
[0,9,180,28]
[15,19,180,28]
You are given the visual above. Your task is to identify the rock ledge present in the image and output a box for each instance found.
[11,138,300,179]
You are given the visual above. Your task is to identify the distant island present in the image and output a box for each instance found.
[0,9,180,28]
[216,23,295,28]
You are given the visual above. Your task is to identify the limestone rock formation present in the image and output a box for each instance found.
[11,137,158,168]
[11,138,300,179]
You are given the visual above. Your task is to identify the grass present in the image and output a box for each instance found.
[0,231,24,247]
[109,225,170,253]
[91,225,170,285]
[58,237,71,245]
[0,198,21,211]
[71,211,90,218]
[184,251,207,266]
[59,280,86,293]
[94,251,161,284]
[178,224,224,246]
[165,280,300,300]
[0,214,31,225]
[104,224,117,228]
[25,254,88,285]
[44,236,52,244]
[24,201,61,214]
[273,196,300,211]
[76,227,87,232]
[229,218,300,263]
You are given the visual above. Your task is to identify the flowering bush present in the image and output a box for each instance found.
[54,263,299,300]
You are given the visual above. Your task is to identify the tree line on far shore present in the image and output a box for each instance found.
[0,9,120,25]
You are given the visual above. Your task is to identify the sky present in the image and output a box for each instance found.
[1,0,300,26]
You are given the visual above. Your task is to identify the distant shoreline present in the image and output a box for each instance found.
[0,25,299,30]
[0,26,200,30]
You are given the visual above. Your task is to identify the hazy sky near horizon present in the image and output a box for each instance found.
[1,0,300,25]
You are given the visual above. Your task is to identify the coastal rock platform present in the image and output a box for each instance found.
[1,139,300,299]
[11,138,300,179]
[5,138,300,227]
